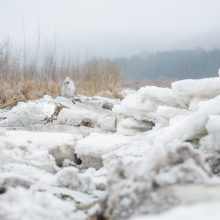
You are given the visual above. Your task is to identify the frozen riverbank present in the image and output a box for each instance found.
[1,77,220,219]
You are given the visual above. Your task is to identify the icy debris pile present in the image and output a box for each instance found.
[113,86,184,122]
[56,96,118,131]
[113,77,220,133]
[87,77,220,219]
[3,93,118,132]
[2,76,220,219]
[0,129,104,219]
[112,86,185,134]
[95,143,214,220]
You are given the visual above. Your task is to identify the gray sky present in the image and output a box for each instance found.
[0,0,220,58]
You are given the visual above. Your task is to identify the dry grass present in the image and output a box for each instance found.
[0,80,61,108]
[0,41,123,108]
[73,59,122,98]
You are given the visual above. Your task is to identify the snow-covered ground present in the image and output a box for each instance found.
[1,77,220,219]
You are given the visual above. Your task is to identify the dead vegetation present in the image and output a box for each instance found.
[73,59,123,98]
[0,41,123,108]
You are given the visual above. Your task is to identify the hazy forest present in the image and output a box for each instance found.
[116,49,220,80]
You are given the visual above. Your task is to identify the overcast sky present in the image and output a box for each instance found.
[0,0,220,58]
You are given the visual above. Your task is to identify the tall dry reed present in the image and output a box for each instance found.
[0,41,123,108]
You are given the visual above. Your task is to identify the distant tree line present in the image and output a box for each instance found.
[115,49,220,81]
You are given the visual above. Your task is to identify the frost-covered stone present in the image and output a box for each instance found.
[101,101,114,110]
[49,145,76,167]
[61,77,75,98]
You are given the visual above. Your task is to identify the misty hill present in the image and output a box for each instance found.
[115,49,220,81]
